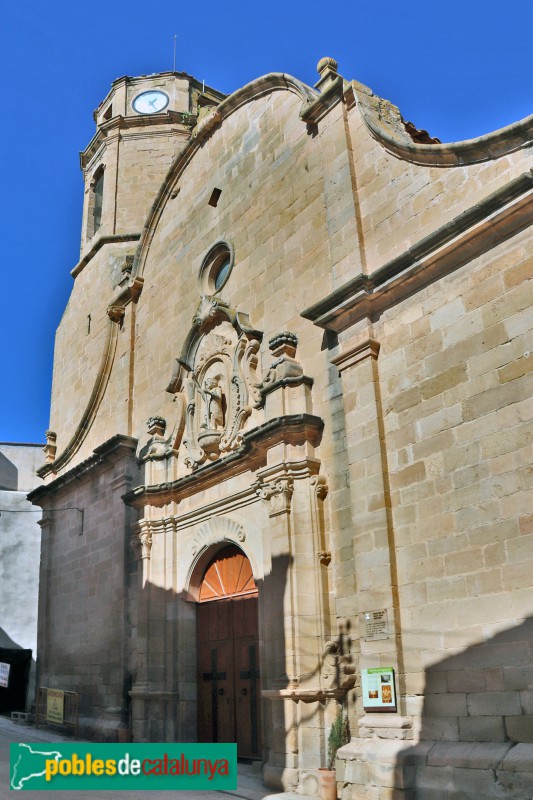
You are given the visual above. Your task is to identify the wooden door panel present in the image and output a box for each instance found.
[197,548,261,758]
[244,595,258,637]
[197,604,235,744]
[234,637,261,758]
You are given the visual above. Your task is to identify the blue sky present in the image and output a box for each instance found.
[1,1,531,443]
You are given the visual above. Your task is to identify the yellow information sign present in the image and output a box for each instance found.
[46,689,65,723]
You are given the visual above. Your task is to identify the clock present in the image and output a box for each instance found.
[132,90,169,115]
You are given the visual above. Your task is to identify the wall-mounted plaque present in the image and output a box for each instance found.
[363,609,389,641]
[0,662,10,688]
[361,667,397,712]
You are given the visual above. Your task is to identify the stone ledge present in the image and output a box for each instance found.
[502,743,533,772]
[336,738,533,796]
[71,233,142,278]
[337,738,433,765]
[302,170,533,333]
[427,741,512,769]
[337,738,533,771]
[359,714,412,729]
[29,434,138,500]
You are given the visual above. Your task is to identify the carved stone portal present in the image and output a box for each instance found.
[167,296,263,471]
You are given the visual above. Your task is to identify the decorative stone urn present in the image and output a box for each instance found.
[197,429,222,460]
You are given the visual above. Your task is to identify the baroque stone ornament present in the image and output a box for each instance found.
[167,296,263,471]
[311,474,328,501]
[193,108,222,139]
[191,516,246,556]
[256,477,294,517]
[317,57,338,77]
[147,416,166,436]
[138,416,171,462]
[43,430,57,463]
[132,527,153,561]
[257,331,312,397]
[107,305,125,324]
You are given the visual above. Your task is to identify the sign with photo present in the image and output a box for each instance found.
[0,662,10,688]
[361,667,397,711]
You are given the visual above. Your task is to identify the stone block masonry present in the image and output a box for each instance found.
[31,58,533,797]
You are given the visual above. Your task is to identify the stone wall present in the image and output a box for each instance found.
[35,59,533,793]
[33,436,139,738]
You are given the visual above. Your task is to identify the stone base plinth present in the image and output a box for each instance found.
[336,739,533,799]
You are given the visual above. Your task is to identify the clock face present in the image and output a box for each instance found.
[132,90,169,115]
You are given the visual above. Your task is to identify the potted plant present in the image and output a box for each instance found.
[318,704,350,800]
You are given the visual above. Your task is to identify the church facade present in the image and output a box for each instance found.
[29,59,533,797]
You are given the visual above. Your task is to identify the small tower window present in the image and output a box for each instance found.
[93,170,104,233]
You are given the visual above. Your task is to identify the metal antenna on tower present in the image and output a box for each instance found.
[173,34,177,72]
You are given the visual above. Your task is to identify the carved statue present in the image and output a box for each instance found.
[200,377,225,430]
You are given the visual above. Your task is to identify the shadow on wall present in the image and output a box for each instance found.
[397,616,533,799]
[0,452,18,491]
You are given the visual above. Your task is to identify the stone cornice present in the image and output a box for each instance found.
[71,233,142,278]
[94,70,226,119]
[29,435,137,503]
[302,170,533,333]
[332,339,380,372]
[353,79,533,166]
[80,111,197,170]
[123,413,324,508]
[300,75,344,124]
[136,487,258,534]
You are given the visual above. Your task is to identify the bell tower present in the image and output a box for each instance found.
[79,72,225,257]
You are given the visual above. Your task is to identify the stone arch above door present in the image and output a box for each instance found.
[183,516,261,600]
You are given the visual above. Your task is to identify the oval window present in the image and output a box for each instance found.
[199,241,234,294]
[214,257,231,290]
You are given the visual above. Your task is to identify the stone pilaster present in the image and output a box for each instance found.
[331,334,406,726]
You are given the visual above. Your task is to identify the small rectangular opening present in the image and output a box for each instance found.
[208,188,222,207]
[103,104,112,121]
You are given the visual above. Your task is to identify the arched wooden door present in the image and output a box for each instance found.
[197,545,261,759]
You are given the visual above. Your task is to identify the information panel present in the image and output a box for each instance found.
[361,667,397,711]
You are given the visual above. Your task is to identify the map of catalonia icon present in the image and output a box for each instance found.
[11,743,63,790]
